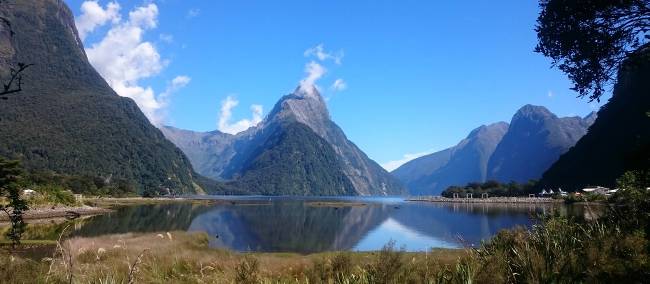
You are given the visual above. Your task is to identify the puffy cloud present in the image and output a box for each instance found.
[304,44,344,65]
[381,151,434,172]
[81,3,188,126]
[217,96,264,135]
[299,61,326,95]
[331,78,347,91]
[300,44,345,96]
[75,1,121,41]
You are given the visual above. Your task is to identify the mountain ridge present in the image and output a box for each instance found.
[393,105,596,195]
[163,87,405,196]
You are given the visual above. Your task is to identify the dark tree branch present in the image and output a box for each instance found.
[0,63,32,97]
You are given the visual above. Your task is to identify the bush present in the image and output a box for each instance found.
[235,256,259,284]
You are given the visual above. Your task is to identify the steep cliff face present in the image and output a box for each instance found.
[0,0,200,193]
[540,50,650,190]
[163,88,405,196]
[263,88,404,195]
[487,105,594,183]
[393,122,509,195]
[394,105,597,195]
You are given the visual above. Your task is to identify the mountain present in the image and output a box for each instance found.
[539,49,650,190]
[0,0,201,194]
[487,105,596,183]
[393,106,596,195]
[393,122,509,195]
[163,87,405,196]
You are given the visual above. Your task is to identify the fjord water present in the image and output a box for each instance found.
[61,197,592,253]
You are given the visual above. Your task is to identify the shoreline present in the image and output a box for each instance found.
[406,196,562,204]
[0,205,112,222]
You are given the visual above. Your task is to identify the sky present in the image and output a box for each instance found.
[66,0,610,171]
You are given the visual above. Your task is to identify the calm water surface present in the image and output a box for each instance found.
[44,196,594,253]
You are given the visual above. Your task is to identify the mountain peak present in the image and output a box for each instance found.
[266,86,331,137]
[513,104,555,120]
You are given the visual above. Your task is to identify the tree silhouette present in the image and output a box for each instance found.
[535,0,650,102]
[0,158,27,247]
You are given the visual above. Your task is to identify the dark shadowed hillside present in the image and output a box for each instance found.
[487,105,595,183]
[539,49,650,190]
[394,107,596,195]
[393,122,508,195]
[0,0,202,193]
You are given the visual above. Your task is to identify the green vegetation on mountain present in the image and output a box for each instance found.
[230,122,356,196]
[0,0,202,194]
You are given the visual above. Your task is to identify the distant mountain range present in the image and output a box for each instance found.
[162,87,405,196]
[393,105,596,195]
[0,0,203,194]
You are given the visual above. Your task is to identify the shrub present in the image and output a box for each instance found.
[235,256,259,284]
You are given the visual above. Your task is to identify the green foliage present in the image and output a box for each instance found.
[535,0,650,101]
[231,122,356,196]
[22,170,137,197]
[365,241,405,284]
[0,157,27,246]
[0,0,199,195]
[442,180,537,197]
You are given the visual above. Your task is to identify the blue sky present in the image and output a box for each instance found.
[67,0,608,170]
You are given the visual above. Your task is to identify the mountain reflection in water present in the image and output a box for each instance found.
[57,197,590,253]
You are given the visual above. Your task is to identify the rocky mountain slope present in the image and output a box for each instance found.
[163,87,405,196]
[0,0,201,194]
[393,106,596,195]
[393,122,508,195]
[487,105,595,183]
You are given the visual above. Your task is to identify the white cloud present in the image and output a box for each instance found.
[187,8,200,18]
[547,90,555,98]
[75,1,121,41]
[304,44,344,65]
[159,33,174,43]
[331,78,347,91]
[299,61,326,95]
[299,44,345,96]
[381,150,434,172]
[217,96,264,135]
[80,2,189,126]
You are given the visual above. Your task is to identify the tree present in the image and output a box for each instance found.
[0,158,27,246]
[535,0,650,101]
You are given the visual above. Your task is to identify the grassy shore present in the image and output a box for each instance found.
[0,231,468,283]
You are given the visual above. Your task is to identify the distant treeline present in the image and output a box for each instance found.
[22,170,138,197]
[441,180,537,198]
